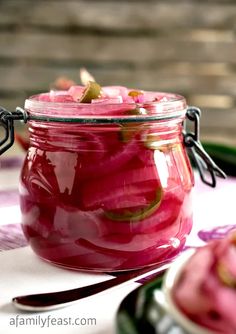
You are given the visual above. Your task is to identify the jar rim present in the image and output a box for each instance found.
[24,91,187,124]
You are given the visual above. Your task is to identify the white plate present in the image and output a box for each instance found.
[162,249,215,334]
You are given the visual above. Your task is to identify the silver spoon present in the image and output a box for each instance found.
[12,263,169,312]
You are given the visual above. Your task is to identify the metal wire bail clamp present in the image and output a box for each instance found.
[0,106,27,155]
[184,106,226,187]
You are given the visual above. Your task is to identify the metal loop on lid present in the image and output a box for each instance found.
[16,107,28,123]
[184,106,226,187]
[0,106,30,155]
[0,107,15,155]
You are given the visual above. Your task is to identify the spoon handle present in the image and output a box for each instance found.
[12,264,168,312]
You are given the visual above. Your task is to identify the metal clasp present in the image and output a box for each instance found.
[0,107,27,155]
[184,106,226,187]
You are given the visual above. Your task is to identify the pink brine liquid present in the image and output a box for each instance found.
[19,86,193,271]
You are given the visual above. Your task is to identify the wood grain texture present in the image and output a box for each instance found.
[1,65,236,98]
[0,33,236,63]
[1,1,236,31]
[0,0,235,142]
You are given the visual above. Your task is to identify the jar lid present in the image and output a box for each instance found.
[24,91,187,124]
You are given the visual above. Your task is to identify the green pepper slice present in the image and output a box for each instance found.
[217,262,236,288]
[104,187,163,222]
[79,81,101,103]
[120,108,148,142]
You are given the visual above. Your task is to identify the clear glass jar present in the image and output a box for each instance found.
[18,93,194,271]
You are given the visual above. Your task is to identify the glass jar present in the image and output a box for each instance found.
[0,92,225,272]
